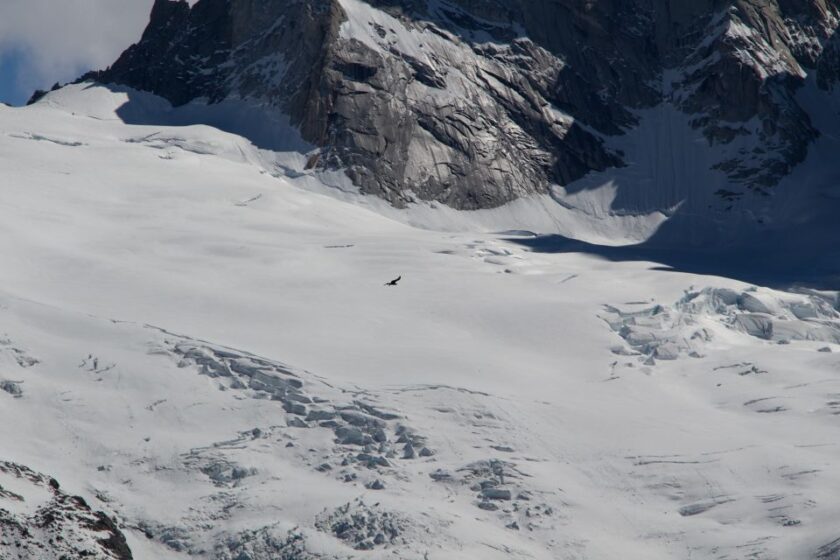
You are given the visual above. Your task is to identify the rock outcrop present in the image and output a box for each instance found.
[82,0,840,210]
[0,461,132,560]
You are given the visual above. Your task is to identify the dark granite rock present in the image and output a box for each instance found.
[79,0,840,210]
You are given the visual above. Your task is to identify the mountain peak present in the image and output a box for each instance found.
[82,0,840,219]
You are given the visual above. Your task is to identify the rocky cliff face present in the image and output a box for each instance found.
[0,461,132,560]
[83,0,840,211]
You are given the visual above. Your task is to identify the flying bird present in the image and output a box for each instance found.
[385,276,402,286]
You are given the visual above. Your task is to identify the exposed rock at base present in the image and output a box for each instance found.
[0,461,132,560]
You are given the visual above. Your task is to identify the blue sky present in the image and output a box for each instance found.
[0,50,27,105]
[0,48,92,106]
[0,0,156,106]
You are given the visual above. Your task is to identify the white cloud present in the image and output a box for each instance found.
[0,0,156,96]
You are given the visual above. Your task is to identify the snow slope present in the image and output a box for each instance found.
[1,85,839,559]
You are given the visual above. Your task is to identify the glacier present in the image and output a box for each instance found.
[0,80,839,559]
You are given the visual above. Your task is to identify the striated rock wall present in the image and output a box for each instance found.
[82,0,840,211]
